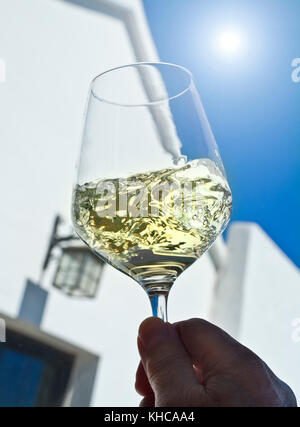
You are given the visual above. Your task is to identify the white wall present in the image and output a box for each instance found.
[0,0,138,315]
[0,0,216,407]
[239,224,300,404]
[212,223,300,404]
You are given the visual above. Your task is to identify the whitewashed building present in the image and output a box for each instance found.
[0,0,299,406]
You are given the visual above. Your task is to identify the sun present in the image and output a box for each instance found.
[218,30,243,55]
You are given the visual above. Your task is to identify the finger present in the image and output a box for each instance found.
[135,360,153,397]
[193,364,204,385]
[174,318,249,379]
[138,317,202,405]
[139,395,155,407]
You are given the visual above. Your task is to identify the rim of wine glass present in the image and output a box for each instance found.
[90,62,194,108]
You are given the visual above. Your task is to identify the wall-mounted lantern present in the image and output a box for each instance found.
[42,216,104,298]
[53,246,104,298]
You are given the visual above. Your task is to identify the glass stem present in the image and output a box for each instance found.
[148,292,169,322]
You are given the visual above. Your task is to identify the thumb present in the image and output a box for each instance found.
[138,317,201,406]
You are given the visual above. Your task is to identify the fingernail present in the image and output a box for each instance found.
[138,317,169,350]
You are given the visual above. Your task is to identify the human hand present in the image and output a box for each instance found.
[136,317,297,407]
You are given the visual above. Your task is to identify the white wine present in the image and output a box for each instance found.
[72,159,232,293]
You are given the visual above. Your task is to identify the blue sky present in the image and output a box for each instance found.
[143,0,300,267]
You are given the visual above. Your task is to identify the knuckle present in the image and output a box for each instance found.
[236,345,262,367]
[279,382,297,407]
[186,318,208,328]
[177,318,208,335]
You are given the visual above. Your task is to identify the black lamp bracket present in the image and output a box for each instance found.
[42,215,78,272]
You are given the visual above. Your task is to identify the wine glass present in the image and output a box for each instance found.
[72,63,232,321]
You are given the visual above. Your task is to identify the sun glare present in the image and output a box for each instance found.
[218,30,243,55]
